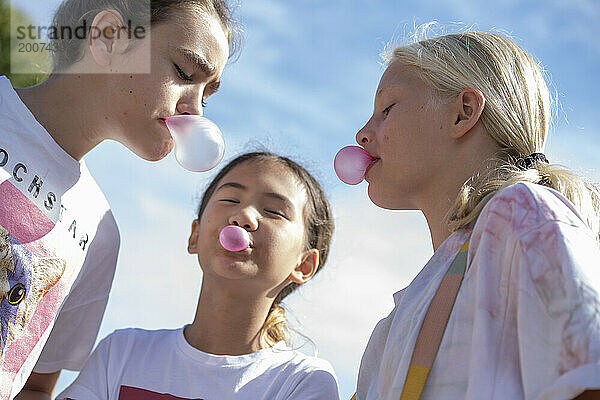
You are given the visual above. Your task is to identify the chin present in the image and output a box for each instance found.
[213,259,256,281]
[133,138,174,161]
[367,184,402,210]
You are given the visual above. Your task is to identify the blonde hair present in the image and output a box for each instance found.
[384,27,600,240]
[258,304,289,348]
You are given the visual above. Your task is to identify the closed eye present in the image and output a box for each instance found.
[174,63,193,82]
[265,209,286,218]
[382,103,395,118]
[219,199,239,203]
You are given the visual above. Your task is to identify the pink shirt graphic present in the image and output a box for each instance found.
[118,386,205,400]
[0,181,66,390]
[0,76,119,400]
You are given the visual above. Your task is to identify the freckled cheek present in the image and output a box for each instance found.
[130,75,171,107]
[379,125,399,156]
[379,117,399,143]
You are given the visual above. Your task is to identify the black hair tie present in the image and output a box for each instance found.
[517,152,549,170]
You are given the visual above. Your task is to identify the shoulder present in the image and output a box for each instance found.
[471,182,600,288]
[96,209,121,247]
[277,348,339,396]
[466,182,598,289]
[296,354,337,377]
[275,344,337,374]
[477,182,587,238]
[0,76,19,113]
[98,327,179,355]
[67,163,121,251]
[361,305,397,359]
[270,344,338,382]
[107,327,179,342]
[75,210,120,280]
[79,163,118,223]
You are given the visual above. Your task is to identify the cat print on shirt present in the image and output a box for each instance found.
[0,224,65,366]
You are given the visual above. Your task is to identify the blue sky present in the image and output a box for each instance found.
[12,0,600,398]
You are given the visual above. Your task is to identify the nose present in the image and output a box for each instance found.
[356,118,374,146]
[228,208,259,231]
[176,85,205,117]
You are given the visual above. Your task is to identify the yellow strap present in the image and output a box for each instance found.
[350,365,431,400]
[399,238,470,400]
[399,365,430,400]
[353,237,471,400]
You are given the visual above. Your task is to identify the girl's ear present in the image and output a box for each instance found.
[289,249,319,285]
[187,219,200,254]
[451,88,486,139]
[88,10,126,67]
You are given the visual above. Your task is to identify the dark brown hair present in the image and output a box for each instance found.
[197,152,334,347]
[50,0,240,72]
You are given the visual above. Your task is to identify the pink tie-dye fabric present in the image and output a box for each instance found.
[357,182,600,400]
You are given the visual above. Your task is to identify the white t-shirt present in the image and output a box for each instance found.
[0,76,120,399]
[357,182,600,400]
[57,327,340,400]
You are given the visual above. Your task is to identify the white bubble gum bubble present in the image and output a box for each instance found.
[164,115,225,172]
[219,225,250,252]
[334,146,374,185]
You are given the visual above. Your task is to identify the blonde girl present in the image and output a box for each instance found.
[353,28,600,400]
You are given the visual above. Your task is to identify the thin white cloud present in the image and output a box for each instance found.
[238,0,300,41]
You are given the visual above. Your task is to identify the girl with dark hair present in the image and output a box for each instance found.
[56,152,339,400]
[1,1,238,398]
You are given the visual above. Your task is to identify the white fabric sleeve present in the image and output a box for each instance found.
[54,333,113,400]
[285,365,340,400]
[34,211,120,373]
[514,220,600,400]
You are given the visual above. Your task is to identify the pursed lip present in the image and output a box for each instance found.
[158,118,172,136]
[222,244,254,256]
[365,157,380,179]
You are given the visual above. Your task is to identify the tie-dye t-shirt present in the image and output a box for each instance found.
[0,76,120,399]
[357,182,600,400]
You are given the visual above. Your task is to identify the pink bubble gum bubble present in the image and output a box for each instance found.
[219,225,251,252]
[334,146,374,185]
[164,115,225,172]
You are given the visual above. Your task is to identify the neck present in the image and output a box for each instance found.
[418,184,458,252]
[418,134,500,252]
[15,75,111,161]
[184,278,275,356]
